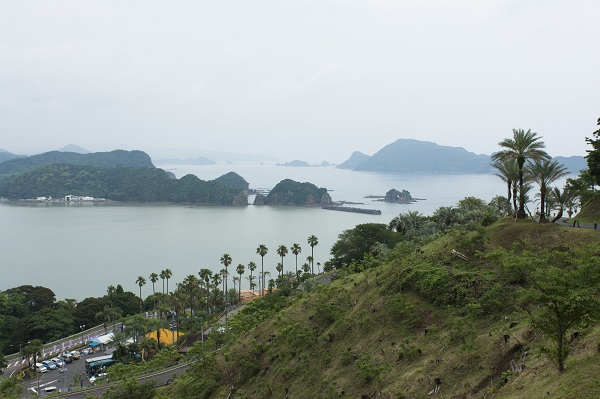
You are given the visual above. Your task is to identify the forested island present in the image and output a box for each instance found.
[253,178,332,206]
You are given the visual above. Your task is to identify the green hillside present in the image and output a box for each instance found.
[0,149,154,175]
[160,220,600,399]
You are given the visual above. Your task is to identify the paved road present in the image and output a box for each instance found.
[554,217,600,230]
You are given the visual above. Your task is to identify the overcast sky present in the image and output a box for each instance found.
[1,1,598,163]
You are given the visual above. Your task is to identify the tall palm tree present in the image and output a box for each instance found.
[149,273,158,295]
[247,262,257,293]
[135,276,147,312]
[220,254,232,306]
[276,263,283,277]
[182,274,198,318]
[256,244,268,296]
[164,269,173,294]
[149,272,159,310]
[492,129,549,218]
[276,245,288,276]
[170,290,186,338]
[211,272,222,310]
[291,243,301,281]
[492,158,520,216]
[198,268,213,313]
[236,264,245,302]
[159,270,167,294]
[106,285,116,308]
[307,235,318,274]
[526,160,569,222]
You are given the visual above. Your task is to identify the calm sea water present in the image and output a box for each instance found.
[0,164,505,300]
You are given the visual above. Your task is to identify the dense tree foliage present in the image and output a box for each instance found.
[0,164,248,205]
[585,117,600,186]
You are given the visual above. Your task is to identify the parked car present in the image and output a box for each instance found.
[50,357,64,367]
[81,347,94,355]
[89,373,107,384]
[71,350,81,360]
[43,386,61,394]
[42,360,57,370]
[34,363,48,373]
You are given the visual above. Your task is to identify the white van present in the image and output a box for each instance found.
[35,363,48,373]
[43,386,60,394]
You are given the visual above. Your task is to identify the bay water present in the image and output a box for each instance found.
[0,164,505,300]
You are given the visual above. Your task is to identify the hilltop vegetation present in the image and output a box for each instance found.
[253,178,332,206]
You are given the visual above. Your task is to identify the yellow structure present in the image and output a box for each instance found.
[145,328,183,346]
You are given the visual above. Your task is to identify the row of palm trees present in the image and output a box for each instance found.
[133,236,319,314]
[492,129,571,222]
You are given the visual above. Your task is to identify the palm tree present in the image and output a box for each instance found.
[276,245,288,276]
[149,273,158,295]
[307,235,318,274]
[492,129,549,218]
[125,314,148,345]
[246,275,256,293]
[106,285,116,308]
[159,270,166,294]
[149,272,159,310]
[492,158,520,216]
[247,262,257,293]
[135,276,147,312]
[170,290,186,338]
[182,274,198,318]
[256,244,268,296]
[549,186,578,223]
[220,254,232,306]
[211,272,222,310]
[291,243,301,281]
[236,264,245,302]
[198,268,213,313]
[96,305,122,334]
[276,263,283,277]
[526,160,569,222]
[26,339,43,371]
[164,269,173,294]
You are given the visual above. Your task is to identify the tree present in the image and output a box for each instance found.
[256,245,268,296]
[330,223,402,270]
[198,268,213,313]
[159,270,167,294]
[492,129,549,218]
[501,245,600,372]
[276,245,288,276]
[149,273,158,296]
[149,273,159,310]
[164,269,173,294]
[135,276,146,312]
[307,235,318,274]
[247,262,257,293]
[526,160,568,222]
[220,254,232,306]
[182,275,198,319]
[585,117,600,185]
[25,339,43,371]
[549,186,578,223]
[492,158,519,216]
[0,375,23,399]
[236,264,245,302]
[96,305,123,334]
[291,243,302,281]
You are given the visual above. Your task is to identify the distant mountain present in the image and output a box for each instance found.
[0,149,24,164]
[0,150,155,175]
[154,157,216,166]
[254,179,332,206]
[553,156,587,174]
[145,148,277,163]
[337,151,371,170]
[56,144,90,154]
[352,139,492,173]
[214,171,249,191]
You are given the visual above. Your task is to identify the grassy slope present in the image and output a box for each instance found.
[574,195,600,224]
[190,219,600,399]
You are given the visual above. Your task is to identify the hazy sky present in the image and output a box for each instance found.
[1,1,598,163]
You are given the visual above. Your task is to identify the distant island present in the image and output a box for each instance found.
[153,156,217,166]
[337,138,587,174]
[253,179,332,206]
[365,188,420,204]
[0,150,249,206]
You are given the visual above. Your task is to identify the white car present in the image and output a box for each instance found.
[89,373,107,384]
[50,357,64,367]
[34,363,47,373]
